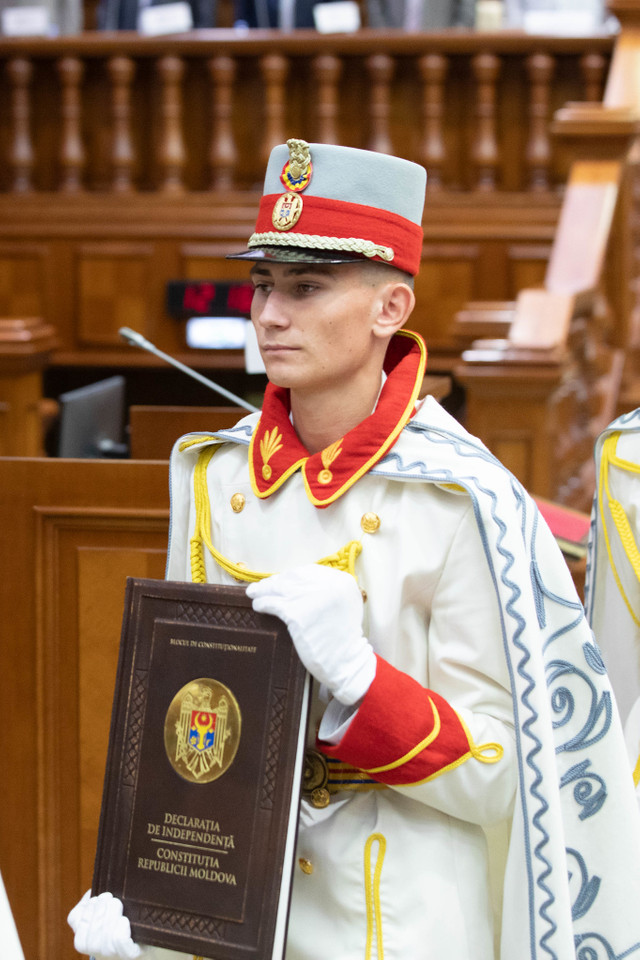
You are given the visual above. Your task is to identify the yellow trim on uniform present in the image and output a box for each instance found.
[301,329,427,507]
[437,482,468,493]
[179,434,221,451]
[249,423,308,499]
[633,751,640,789]
[190,445,363,583]
[246,329,427,507]
[364,833,386,960]
[363,696,441,774]
[599,432,640,627]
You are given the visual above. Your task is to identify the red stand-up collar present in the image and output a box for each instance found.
[248,329,427,508]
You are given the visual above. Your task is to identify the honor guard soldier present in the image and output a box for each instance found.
[69,139,640,960]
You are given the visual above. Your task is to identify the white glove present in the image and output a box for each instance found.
[67,890,147,959]
[247,565,376,705]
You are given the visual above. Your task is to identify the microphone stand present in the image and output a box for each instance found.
[119,327,259,414]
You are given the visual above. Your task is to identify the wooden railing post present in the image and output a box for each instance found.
[6,57,34,193]
[260,53,289,168]
[157,55,186,194]
[418,53,448,190]
[366,53,394,154]
[208,55,237,190]
[472,52,500,191]
[312,53,341,145]
[108,56,136,193]
[526,52,554,192]
[57,56,85,192]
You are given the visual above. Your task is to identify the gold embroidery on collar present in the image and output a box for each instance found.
[318,439,343,485]
[260,426,283,481]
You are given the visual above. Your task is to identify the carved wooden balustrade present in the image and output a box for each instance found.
[0,31,612,194]
[0,30,613,378]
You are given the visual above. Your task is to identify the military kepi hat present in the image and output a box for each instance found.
[228,139,427,276]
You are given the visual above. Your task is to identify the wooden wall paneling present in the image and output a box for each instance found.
[506,242,552,293]
[460,366,562,496]
[0,242,50,317]
[180,241,257,282]
[414,243,480,354]
[75,241,155,346]
[0,457,169,960]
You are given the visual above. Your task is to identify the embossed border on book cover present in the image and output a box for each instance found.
[92,577,310,959]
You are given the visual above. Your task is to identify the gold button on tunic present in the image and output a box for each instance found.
[361,512,381,534]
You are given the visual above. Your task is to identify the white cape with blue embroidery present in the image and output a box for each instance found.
[174,396,640,960]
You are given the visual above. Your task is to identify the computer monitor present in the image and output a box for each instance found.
[57,375,128,458]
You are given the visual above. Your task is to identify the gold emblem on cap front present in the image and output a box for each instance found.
[164,678,241,784]
[272,192,303,231]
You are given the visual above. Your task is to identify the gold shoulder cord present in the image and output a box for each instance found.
[189,445,363,584]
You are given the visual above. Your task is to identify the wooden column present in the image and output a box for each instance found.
[0,318,57,456]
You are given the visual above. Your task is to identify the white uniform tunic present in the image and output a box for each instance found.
[167,421,516,960]
[162,335,640,960]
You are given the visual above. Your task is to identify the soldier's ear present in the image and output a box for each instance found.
[372,281,415,340]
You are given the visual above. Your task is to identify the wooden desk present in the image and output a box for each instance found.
[128,405,245,460]
[0,456,169,960]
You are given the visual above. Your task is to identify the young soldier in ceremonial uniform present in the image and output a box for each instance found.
[69,140,640,960]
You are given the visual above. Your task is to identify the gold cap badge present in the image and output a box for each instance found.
[272,192,303,231]
[280,138,312,193]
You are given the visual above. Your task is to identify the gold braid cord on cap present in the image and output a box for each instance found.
[189,445,362,584]
[248,231,394,262]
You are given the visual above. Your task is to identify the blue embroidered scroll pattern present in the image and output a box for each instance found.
[546,660,612,752]
[378,429,557,959]
[375,422,640,960]
[567,848,601,919]
[560,762,606,820]
[575,933,640,959]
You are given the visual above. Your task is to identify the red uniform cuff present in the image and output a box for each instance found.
[318,655,492,786]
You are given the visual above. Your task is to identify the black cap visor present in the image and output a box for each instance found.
[226,245,367,265]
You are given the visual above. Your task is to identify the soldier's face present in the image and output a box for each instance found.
[249,261,383,398]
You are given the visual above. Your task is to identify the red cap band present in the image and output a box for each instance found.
[252,193,424,276]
